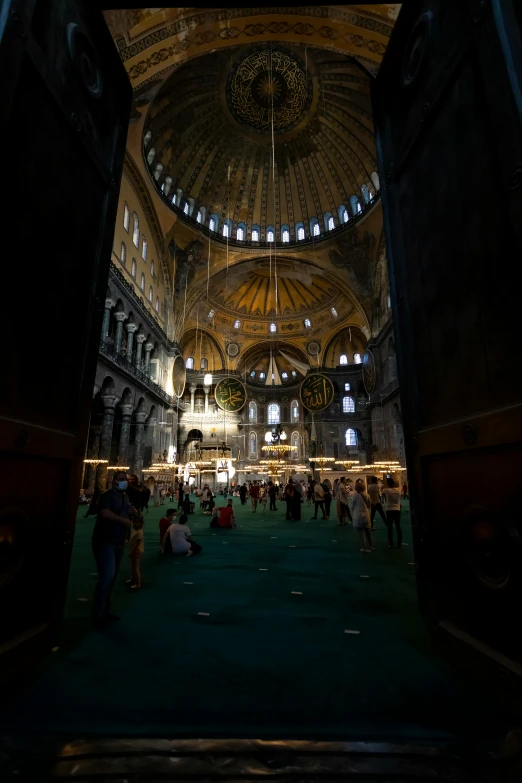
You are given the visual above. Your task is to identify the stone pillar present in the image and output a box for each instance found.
[101,298,114,343]
[136,333,146,370]
[118,403,134,467]
[133,411,148,476]
[144,341,154,372]
[204,388,209,414]
[126,322,137,361]
[97,394,118,489]
[190,384,196,413]
[86,425,102,492]
[114,311,127,353]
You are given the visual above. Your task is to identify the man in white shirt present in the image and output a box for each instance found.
[368,476,387,530]
[311,480,326,519]
[161,513,202,556]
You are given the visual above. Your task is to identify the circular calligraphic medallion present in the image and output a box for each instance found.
[300,373,334,413]
[362,350,376,396]
[172,354,186,398]
[227,342,240,358]
[214,377,247,412]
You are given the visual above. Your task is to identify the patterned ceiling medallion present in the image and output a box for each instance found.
[172,354,186,398]
[307,341,320,356]
[227,342,240,358]
[228,48,311,134]
[362,349,376,396]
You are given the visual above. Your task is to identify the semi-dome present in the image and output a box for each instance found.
[144,43,379,246]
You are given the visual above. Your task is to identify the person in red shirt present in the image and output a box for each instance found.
[159,508,176,547]
[217,499,236,528]
[249,481,260,512]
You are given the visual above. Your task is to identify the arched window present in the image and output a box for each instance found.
[196,210,202,224]
[349,195,361,217]
[304,318,311,329]
[123,203,130,231]
[267,403,280,424]
[143,130,152,147]
[163,176,172,197]
[324,212,334,231]
[339,354,348,365]
[236,222,246,241]
[345,428,357,446]
[223,219,232,238]
[149,285,153,303]
[281,225,290,243]
[344,382,351,391]
[150,261,154,277]
[234,319,241,329]
[140,273,145,291]
[186,357,194,369]
[131,258,137,279]
[270,323,277,333]
[291,431,299,458]
[200,358,208,370]
[155,297,159,313]
[249,431,257,457]
[183,202,189,215]
[342,396,355,413]
[354,352,362,364]
[291,400,299,422]
[208,309,215,320]
[132,214,139,247]
[186,197,195,216]
[141,237,147,261]
[154,163,163,181]
[266,226,275,243]
[251,224,260,242]
[338,205,348,224]
[281,372,288,379]
[259,372,265,380]
[291,370,297,377]
[310,217,319,237]
[146,147,156,165]
[250,370,256,378]
[120,242,126,267]
[209,213,219,232]
[296,222,305,241]
[361,184,371,205]
[331,307,338,318]
[371,171,380,192]
[249,401,257,423]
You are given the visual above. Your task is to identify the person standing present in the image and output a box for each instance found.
[127,515,144,589]
[177,480,184,508]
[349,478,374,552]
[268,481,278,511]
[249,481,260,513]
[239,483,248,505]
[402,481,408,499]
[285,479,296,520]
[322,481,332,520]
[383,477,403,548]
[292,480,303,521]
[312,480,326,520]
[91,470,135,628]
[368,476,387,530]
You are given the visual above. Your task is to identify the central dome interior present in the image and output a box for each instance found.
[144,44,379,245]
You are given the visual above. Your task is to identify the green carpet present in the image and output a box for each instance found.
[1,498,494,741]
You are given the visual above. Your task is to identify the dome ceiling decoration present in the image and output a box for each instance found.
[144,44,378,245]
[237,341,310,386]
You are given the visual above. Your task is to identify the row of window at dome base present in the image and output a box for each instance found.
[144,134,379,244]
[248,428,357,457]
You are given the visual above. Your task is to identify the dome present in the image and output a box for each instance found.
[144,44,379,246]
[238,341,309,386]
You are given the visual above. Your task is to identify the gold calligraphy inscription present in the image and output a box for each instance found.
[300,373,334,412]
[214,377,247,412]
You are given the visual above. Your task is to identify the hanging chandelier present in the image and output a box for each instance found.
[335,459,360,470]
[308,456,335,468]
[261,423,296,458]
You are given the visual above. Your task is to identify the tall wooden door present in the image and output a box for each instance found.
[0,0,131,678]
[373,0,522,685]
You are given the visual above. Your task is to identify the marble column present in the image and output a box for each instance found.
[101,298,114,343]
[86,424,102,492]
[204,388,209,414]
[136,333,146,370]
[144,341,154,372]
[190,384,196,413]
[133,411,148,476]
[114,311,127,353]
[126,322,137,363]
[97,394,118,489]
[118,403,134,468]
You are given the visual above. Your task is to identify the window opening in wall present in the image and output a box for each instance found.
[342,396,355,413]
[236,226,244,240]
[281,372,288,379]
[140,273,145,291]
[250,432,257,456]
[250,370,255,377]
[340,354,348,365]
[291,400,299,421]
[131,259,137,279]
[249,401,257,422]
[328,215,335,231]
[297,225,305,240]
[346,428,357,446]
[123,204,130,232]
[267,403,280,424]
[304,318,311,328]
[282,228,290,243]
[208,309,215,320]
[344,382,351,391]
[223,223,230,238]
[267,227,274,243]
[354,353,362,364]
[200,358,208,370]
[291,370,297,377]
[133,214,139,248]
[252,226,260,241]
[270,323,277,333]
[120,242,126,267]
[259,372,265,380]
[313,222,320,236]
[155,297,159,313]
[183,202,189,215]
[150,261,154,277]
[146,147,155,165]
[331,307,338,318]
[234,319,241,329]
[209,217,216,232]
[186,357,194,369]
[196,211,202,224]
[142,238,147,261]
[149,286,153,303]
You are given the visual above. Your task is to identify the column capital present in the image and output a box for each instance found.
[136,333,147,344]
[145,341,154,352]
[190,384,197,394]
[126,322,138,334]
[105,298,115,309]
[101,393,118,410]
[135,412,148,424]
[114,311,127,323]
[121,404,134,418]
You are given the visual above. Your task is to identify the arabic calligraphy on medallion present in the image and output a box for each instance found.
[362,350,376,396]
[214,377,247,412]
[172,354,186,398]
[300,373,334,413]
[228,49,310,134]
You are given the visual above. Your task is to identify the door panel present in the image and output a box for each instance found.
[373,0,522,671]
[0,0,131,676]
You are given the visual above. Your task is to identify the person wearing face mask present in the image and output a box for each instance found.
[91,470,136,629]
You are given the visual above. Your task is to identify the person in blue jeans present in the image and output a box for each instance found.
[91,471,136,629]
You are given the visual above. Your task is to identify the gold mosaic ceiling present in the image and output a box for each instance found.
[144,43,377,241]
